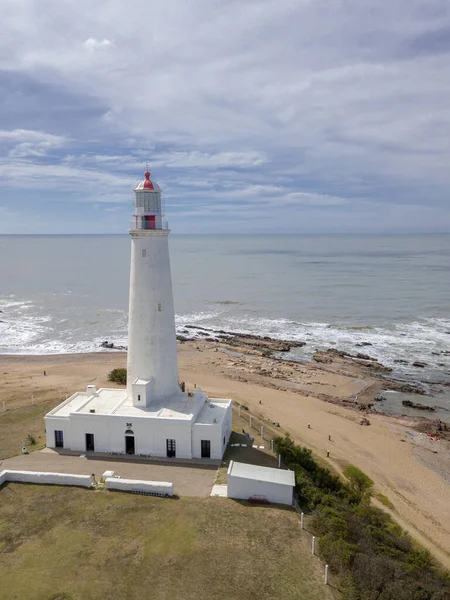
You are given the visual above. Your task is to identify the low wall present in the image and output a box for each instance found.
[105,477,173,497]
[0,470,93,488]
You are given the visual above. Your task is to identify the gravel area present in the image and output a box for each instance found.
[1,450,218,497]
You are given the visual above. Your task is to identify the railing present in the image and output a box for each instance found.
[129,219,169,231]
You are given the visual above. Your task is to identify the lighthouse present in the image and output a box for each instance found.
[45,168,232,461]
[127,170,180,406]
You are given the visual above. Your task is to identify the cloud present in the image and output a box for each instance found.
[83,38,113,51]
[0,0,450,233]
[0,128,67,157]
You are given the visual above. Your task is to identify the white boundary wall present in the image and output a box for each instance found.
[105,477,173,496]
[0,470,93,488]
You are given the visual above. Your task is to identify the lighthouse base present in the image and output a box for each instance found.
[45,387,232,460]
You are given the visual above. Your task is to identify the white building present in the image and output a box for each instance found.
[227,461,295,505]
[45,169,232,460]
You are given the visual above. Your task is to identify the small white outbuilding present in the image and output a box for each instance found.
[227,460,295,506]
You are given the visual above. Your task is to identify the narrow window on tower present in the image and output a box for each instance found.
[157,302,162,312]
[138,394,141,402]
[141,249,146,258]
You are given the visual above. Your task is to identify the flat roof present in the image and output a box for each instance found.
[227,461,295,487]
[47,388,231,424]
[195,398,231,425]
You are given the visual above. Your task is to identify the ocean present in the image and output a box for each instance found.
[1,234,450,393]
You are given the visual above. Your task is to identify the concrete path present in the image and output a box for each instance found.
[1,450,218,497]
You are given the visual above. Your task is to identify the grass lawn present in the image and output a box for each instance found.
[0,401,52,459]
[0,484,333,600]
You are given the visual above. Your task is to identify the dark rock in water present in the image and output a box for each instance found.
[177,335,189,343]
[393,382,426,395]
[375,394,386,402]
[356,342,373,347]
[394,359,409,364]
[412,361,427,368]
[100,341,126,350]
[402,400,435,411]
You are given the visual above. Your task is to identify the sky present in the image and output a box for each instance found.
[1,0,450,234]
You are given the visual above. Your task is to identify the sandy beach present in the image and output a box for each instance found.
[1,339,450,568]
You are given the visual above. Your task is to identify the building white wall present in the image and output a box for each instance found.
[45,398,232,461]
[105,477,173,496]
[0,470,93,488]
[227,475,293,506]
[127,230,180,401]
[45,414,195,459]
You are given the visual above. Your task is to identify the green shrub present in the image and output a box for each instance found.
[343,465,373,496]
[27,433,36,445]
[377,492,394,510]
[108,368,127,385]
[273,436,450,599]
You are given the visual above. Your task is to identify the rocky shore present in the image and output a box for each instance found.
[99,325,449,428]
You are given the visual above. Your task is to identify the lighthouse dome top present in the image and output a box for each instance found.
[134,170,161,192]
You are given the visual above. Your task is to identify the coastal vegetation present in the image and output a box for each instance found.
[275,435,450,599]
[108,367,127,385]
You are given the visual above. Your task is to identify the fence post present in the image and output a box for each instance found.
[249,415,252,429]
[325,564,329,585]
[300,512,304,530]
[271,438,274,452]
[278,454,281,468]
[238,404,241,417]
[312,536,316,554]
[260,424,264,438]
[2,401,5,412]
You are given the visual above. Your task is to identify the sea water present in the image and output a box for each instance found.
[1,234,449,402]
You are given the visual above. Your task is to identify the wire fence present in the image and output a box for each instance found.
[235,404,282,446]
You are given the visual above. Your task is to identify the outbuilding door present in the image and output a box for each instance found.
[54,430,64,448]
[201,440,211,458]
[166,439,176,458]
[85,433,95,452]
[125,435,135,455]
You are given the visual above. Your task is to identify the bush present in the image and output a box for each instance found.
[27,433,36,445]
[377,492,394,510]
[343,465,374,496]
[273,436,450,599]
[108,368,127,385]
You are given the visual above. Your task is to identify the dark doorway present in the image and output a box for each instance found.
[166,439,176,458]
[201,440,211,458]
[55,430,64,448]
[85,433,95,452]
[125,435,135,455]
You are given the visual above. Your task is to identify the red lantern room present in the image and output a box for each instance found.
[131,169,166,231]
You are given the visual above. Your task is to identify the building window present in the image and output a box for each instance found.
[138,394,141,402]
[141,249,146,258]
[157,302,162,312]
[223,436,226,446]
[55,430,64,448]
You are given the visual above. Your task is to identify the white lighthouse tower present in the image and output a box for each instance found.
[127,170,180,406]
[45,168,232,461]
